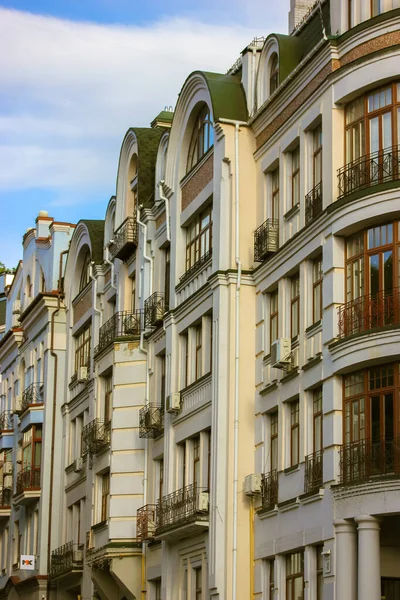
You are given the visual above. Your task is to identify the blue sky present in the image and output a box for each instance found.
[0,0,288,267]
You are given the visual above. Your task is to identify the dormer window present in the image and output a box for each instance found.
[269,54,279,95]
[79,252,91,292]
[186,104,214,173]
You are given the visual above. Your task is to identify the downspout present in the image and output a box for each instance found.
[158,181,171,243]
[89,262,102,392]
[104,244,117,292]
[218,118,247,600]
[47,248,68,600]
[137,204,153,355]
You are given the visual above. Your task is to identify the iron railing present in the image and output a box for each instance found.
[82,419,111,456]
[16,466,41,494]
[304,450,323,493]
[139,404,164,438]
[254,219,279,262]
[109,217,139,261]
[338,145,400,198]
[0,410,13,431]
[179,249,212,285]
[261,470,278,510]
[21,382,44,412]
[339,436,400,485]
[94,310,144,355]
[305,181,323,225]
[0,488,12,507]
[156,484,209,533]
[144,292,168,329]
[50,542,84,578]
[137,504,157,541]
[338,287,400,339]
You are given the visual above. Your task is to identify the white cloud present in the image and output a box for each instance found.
[0,6,287,198]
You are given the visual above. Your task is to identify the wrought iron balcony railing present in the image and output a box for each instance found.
[179,248,212,285]
[339,436,400,486]
[137,504,157,541]
[261,469,278,510]
[304,450,323,494]
[0,489,12,507]
[50,541,84,578]
[338,287,400,339]
[305,181,323,225]
[0,410,13,432]
[82,419,111,456]
[94,310,144,355]
[156,484,209,534]
[338,144,400,199]
[109,217,139,261]
[254,219,279,262]
[139,404,164,438]
[144,292,168,329]
[21,382,44,412]
[16,466,41,494]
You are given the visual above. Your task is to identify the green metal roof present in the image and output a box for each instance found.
[79,220,105,265]
[0,300,6,326]
[199,71,248,122]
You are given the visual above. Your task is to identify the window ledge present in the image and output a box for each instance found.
[277,497,300,512]
[302,353,322,371]
[305,320,322,335]
[284,465,300,475]
[260,381,278,396]
[299,488,324,504]
[91,520,108,532]
[257,505,278,519]
[281,367,299,384]
[284,203,300,220]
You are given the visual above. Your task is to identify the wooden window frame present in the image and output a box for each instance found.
[186,104,214,172]
[270,411,278,472]
[74,325,91,373]
[291,146,300,208]
[195,325,202,381]
[313,257,323,323]
[270,291,279,348]
[100,472,110,523]
[185,206,213,273]
[271,167,280,220]
[313,125,323,187]
[104,375,112,423]
[195,566,202,600]
[290,401,300,467]
[313,387,323,453]
[269,54,279,95]
[290,274,300,339]
[286,551,304,600]
[159,459,164,501]
[79,253,91,292]
[269,559,275,600]
[193,436,200,488]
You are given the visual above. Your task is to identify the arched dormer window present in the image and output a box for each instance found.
[186,104,214,173]
[269,53,279,96]
[79,252,91,292]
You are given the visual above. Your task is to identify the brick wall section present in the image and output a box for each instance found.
[73,285,92,325]
[181,154,213,211]
[255,31,400,151]
[156,212,166,229]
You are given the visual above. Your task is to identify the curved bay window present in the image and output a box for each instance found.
[340,83,400,196]
[186,104,214,173]
[339,221,400,337]
[269,53,279,95]
[341,365,400,484]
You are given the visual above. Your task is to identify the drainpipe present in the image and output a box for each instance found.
[158,181,171,243]
[47,248,68,600]
[137,205,153,356]
[104,244,116,292]
[218,118,247,600]
[89,262,102,395]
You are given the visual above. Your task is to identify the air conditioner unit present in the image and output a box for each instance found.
[271,338,291,369]
[244,473,262,497]
[12,396,22,414]
[196,492,209,512]
[77,366,88,381]
[16,448,23,464]
[3,475,12,490]
[74,457,84,473]
[166,393,181,414]
[3,462,12,475]
[144,411,161,429]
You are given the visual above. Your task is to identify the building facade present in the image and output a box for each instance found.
[0,1,399,599]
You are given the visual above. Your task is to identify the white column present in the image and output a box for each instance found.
[355,514,381,600]
[334,519,357,600]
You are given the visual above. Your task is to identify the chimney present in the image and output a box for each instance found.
[289,0,316,32]
[35,210,53,239]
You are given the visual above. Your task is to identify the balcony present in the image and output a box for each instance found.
[304,451,323,494]
[305,181,322,225]
[109,217,138,261]
[94,310,144,355]
[50,542,84,579]
[144,292,168,329]
[260,470,278,511]
[15,466,41,504]
[21,382,43,413]
[0,489,12,519]
[0,410,14,451]
[339,436,400,486]
[136,504,157,542]
[338,288,400,339]
[82,418,111,457]
[179,248,212,285]
[338,145,400,199]
[254,219,279,262]
[139,404,164,438]
[155,484,209,541]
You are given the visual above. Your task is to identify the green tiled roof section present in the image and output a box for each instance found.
[81,220,105,264]
[200,72,248,122]
[154,111,174,123]
[132,128,164,208]
[275,35,304,84]
[0,300,5,326]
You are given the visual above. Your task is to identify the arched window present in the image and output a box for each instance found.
[79,252,91,292]
[25,275,32,299]
[186,105,214,173]
[269,53,279,95]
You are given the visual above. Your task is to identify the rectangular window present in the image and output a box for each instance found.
[193,436,200,488]
[195,566,202,600]
[291,147,300,208]
[74,325,91,373]
[165,247,170,308]
[131,276,136,311]
[313,125,323,186]
[313,388,323,453]
[286,551,304,600]
[269,560,275,600]
[270,291,279,348]
[104,374,112,423]
[290,401,300,466]
[159,459,164,500]
[270,411,278,472]
[101,472,110,522]
[182,332,189,388]
[291,274,300,338]
[271,168,280,220]
[185,206,212,272]
[317,546,324,600]
[160,355,166,411]
[154,578,162,600]
[195,325,202,380]
[313,257,323,323]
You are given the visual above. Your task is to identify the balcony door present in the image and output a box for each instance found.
[369,109,393,184]
[370,391,395,474]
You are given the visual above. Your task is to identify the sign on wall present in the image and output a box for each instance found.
[20,555,35,570]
